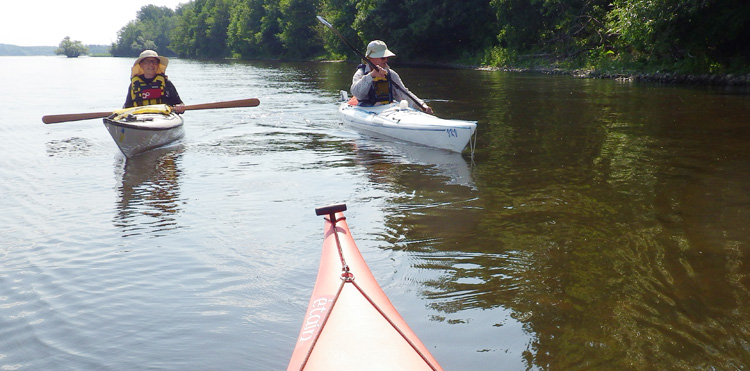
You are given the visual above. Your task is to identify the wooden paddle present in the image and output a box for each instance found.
[42,98,261,124]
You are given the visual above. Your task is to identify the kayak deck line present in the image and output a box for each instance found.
[288,204,443,371]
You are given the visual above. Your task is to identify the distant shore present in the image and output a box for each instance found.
[0,43,109,57]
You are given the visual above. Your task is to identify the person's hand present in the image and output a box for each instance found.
[173,104,185,114]
[424,105,433,114]
[370,65,387,79]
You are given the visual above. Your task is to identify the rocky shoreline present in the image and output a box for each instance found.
[477,65,750,87]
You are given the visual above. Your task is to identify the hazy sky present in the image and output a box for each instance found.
[1,0,185,46]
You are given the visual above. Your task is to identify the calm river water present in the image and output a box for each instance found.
[2,56,750,370]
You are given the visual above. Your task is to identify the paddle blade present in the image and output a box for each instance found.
[317,16,333,29]
[184,98,260,111]
[42,111,113,124]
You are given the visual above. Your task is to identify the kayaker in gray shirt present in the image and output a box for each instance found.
[350,40,433,114]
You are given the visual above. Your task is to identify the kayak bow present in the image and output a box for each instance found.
[288,204,443,371]
[102,104,184,157]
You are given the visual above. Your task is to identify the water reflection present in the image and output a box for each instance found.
[113,147,184,237]
[357,71,750,368]
[349,137,475,188]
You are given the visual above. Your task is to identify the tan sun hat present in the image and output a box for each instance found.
[366,40,396,58]
[130,50,169,77]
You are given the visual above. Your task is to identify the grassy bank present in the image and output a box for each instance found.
[470,47,750,87]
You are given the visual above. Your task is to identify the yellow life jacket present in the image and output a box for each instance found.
[371,75,392,105]
[130,74,167,106]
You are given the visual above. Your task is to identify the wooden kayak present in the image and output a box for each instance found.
[102,104,184,158]
[288,204,443,371]
[338,91,477,154]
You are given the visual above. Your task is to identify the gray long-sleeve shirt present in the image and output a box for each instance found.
[350,65,426,109]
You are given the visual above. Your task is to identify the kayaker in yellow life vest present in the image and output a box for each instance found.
[350,40,433,114]
[123,50,185,114]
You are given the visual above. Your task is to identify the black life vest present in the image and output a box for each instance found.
[357,64,392,106]
[130,74,167,106]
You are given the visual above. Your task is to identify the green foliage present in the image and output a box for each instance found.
[351,0,408,48]
[170,0,232,58]
[607,0,750,73]
[227,0,267,57]
[105,0,749,75]
[489,0,611,61]
[169,2,198,57]
[317,0,359,59]
[55,36,88,58]
[483,45,516,67]
[279,0,324,59]
[397,0,498,60]
[110,5,177,57]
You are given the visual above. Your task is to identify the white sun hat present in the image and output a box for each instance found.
[366,40,396,58]
[131,50,169,77]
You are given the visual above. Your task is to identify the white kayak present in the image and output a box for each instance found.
[103,104,184,158]
[338,93,477,153]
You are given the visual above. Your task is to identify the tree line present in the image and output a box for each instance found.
[110,0,750,75]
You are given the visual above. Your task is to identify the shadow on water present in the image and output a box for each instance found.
[113,146,185,237]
